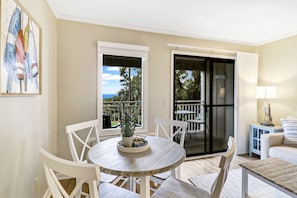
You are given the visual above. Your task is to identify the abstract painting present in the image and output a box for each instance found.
[1,0,41,95]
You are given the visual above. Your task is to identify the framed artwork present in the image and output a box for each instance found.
[0,0,42,95]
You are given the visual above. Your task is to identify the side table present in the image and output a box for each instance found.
[249,123,283,157]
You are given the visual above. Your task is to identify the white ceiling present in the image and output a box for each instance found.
[46,0,297,46]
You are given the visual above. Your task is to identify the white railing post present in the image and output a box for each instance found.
[175,100,204,132]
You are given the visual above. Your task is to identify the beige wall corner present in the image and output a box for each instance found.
[0,0,57,197]
[258,35,297,125]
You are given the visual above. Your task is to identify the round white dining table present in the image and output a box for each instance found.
[88,135,186,198]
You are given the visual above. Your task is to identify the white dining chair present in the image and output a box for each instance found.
[154,118,188,147]
[65,119,125,196]
[151,136,236,198]
[39,148,139,198]
[151,118,188,185]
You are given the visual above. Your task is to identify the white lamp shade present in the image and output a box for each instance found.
[256,86,276,99]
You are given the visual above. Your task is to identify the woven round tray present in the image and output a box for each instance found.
[117,137,149,153]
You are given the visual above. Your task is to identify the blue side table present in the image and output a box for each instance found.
[249,123,283,157]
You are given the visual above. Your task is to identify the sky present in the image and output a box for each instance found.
[102,65,140,95]
[102,66,122,95]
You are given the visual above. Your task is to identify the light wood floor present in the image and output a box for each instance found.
[59,154,258,196]
[180,154,258,184]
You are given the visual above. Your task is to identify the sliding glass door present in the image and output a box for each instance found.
[205,58,234,154]
[173,54,234,156]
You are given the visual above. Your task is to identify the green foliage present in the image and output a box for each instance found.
[119,103,138,137]
[175,70,200,100]
[118,67,142,101]
[118,66,142,134]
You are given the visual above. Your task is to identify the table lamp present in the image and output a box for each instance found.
[256,86,276,126]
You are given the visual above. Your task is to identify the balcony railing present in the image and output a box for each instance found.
[175,100,205,133]
[102,101,142,128]
[102,100,205,132]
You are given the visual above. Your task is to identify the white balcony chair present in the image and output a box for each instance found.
[65,119,125,196]
[151,136,236,198]
[39,148,139,198]
[151,118,188,185]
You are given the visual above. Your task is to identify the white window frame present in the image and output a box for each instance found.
[97,41,149,136]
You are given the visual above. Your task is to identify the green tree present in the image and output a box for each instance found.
[175,70,188,100]
[118,67,141,101]
[186,70,200,100]
[175,70,200,100]
[117,66,142,125]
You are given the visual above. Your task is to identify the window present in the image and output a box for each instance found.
[97,41,149,136]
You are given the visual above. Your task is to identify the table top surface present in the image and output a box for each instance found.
[88,136,186,177]
[240,157,297,194]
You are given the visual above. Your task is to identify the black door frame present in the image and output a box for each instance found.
[173,54,235,156]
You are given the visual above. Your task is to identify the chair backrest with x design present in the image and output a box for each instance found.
[65,119,100,163]
[154,118,188,147]
[39,148,100,198]
[210,136,236,198]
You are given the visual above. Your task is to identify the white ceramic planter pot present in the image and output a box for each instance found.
[122,136,134,147]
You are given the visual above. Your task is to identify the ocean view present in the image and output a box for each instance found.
[103,93,117,99]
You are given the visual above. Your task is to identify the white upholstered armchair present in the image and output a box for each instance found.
[260,133,284,159]
[261,132,297,164]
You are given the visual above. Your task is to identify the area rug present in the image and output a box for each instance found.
[189,168,290,198]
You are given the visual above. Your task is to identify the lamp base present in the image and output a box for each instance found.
[260,121,274,126]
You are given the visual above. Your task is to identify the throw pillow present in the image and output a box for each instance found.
[280,119,297,146]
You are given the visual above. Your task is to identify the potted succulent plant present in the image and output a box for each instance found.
[119,104,138,147]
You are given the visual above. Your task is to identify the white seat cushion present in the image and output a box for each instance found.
[269,146,297,164]
[99,183,140,198]
[152,176,209,198]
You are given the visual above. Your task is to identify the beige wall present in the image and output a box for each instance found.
[0,0,57,197]
[258,35,297,125]
[57,19,256,159]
